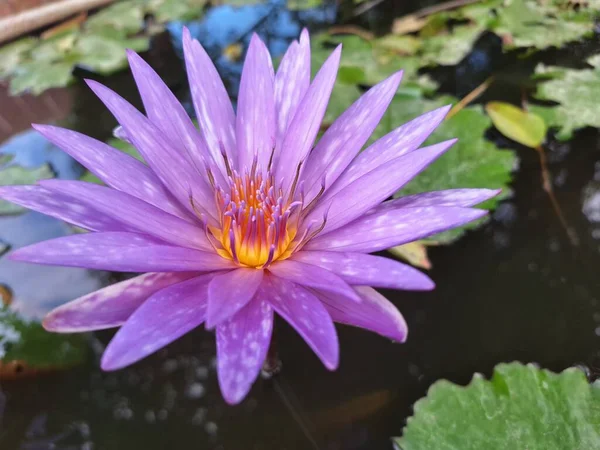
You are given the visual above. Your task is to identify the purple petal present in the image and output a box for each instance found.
[274,29,310,149]
[0,185,126,232]
[387,188,502,209]
[268,259,361,302]
[325,105,451,199]
[307,206,487,253]
[41,180,210,251]
[85,80,216,217]
[216,297,273,404]
[318,286,407,342]
[274,45,342,194]
[10,231,235,272]
[127,51,224,180]
[101,274,214,370]
[43,272,196,332]
[292,251,434,291]
[236,34,276,171]
[32,124,190,219]
[183,28,237,170]
[301,71,403,201]
[305,140,456,234]
[206,268,264,329]
[263,275,339,370]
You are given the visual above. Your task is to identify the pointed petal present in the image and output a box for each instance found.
[183,28,237,169]
[274,45,341,194]
[41,180,210,251]
[206,268,264,329]
[216,297,273,404]
[326,105,451,199]
[307,206,487,253]
[318,286,407,342]
[43,272,196,332]
[101,274,214,370]
[305,140,456,234]
[268,259,361,302]
[10,232,235,272]
[263,275,339,370]
[302,71,403,200]
[0,185,126,232]
[386,188,502,209]
[32,124,190,219]
[292,251,434,291]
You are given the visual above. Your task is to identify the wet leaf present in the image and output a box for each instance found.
[0,165,55,215]
[485,101,547,148]
[0,38,37,80]
[419,24,485,66]
[395,363,600,450]
[0,307,88,380]
[388,241,432,270]
[146,0,208,21]
[531,55,600,140]
[9,62,75,95]
[76,34,150,75]
[85,1,146,36]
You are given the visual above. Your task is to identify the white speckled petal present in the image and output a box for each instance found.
[32,124,190,219]
[9,231,235,272]
[325,105,451,199]
[101,274,214,370]
[216,297,273,404]
[307,206,488,253]
[236,34,276,171]
[41,180,210,251]
[0,185,126,232]
[43,272,197,332]
[383,188,502,209]
[206,268,264,329]
[183,28,237,165]
[291,251,434,291]
[317,286,407,342]
[268,259,361,302]
[305,140,456,234]
[301,71,403,200]
[264,275,339,370]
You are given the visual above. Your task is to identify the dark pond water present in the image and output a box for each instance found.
[2,1,600,449]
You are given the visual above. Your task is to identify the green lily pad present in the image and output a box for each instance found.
[0,38,37,80]
[146,0,208,20]
[9,61,75,96]
[395,362,600,450]
[85,1,146,36]
[76,34,150,75]
[531,54,600,140]
[0,164,55,214]
[486,101,547,148]
[0,306,88,378]
[419,24,485,66]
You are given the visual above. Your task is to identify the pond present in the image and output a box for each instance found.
[1,0,600,449]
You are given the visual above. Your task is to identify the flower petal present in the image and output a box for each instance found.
[32,124,190,219]
[268,259,361,302]
[386,188,502,209]
[216,297,273,404]
[101,274,214,370]
[301,71,403,201]
[325,105,451,199]
[274,45,341,194]
[206,268,264,329]
[0,185,126,232]
[183,28,237,170]
[305,140,456,234]
[41,180,210,251]
[236,34,276,171]
[292,251,434,291]
[263,275,339,370]
[10,231,235,272]
[317,286,407,342]
[43,272,196,333]
[307,206,487,253]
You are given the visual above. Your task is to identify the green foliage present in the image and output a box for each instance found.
[395,363,600,450]
[0,164,54,215]
[486,101,547,148]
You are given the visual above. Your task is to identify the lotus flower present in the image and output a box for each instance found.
[0,29,498,404]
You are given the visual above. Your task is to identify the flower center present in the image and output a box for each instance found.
[210,168,299,268]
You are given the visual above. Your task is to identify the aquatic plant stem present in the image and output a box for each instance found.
[535,145,579,246]
[447,76,495,120]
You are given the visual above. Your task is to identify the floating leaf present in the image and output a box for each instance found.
[395,362,600,450]
[486,101,547,148]
[388,241,432,270]
[419,24,485,66]
[9,61,75,96]
[0,165,55,215]
[0,307,88,380]
[85,1,146,36]
[531,55,600,140]
[0,38,37,80]
[146,0,208,21]
[76,34,150,75]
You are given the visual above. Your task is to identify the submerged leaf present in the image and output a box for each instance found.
[486,101,547,148]
[395,362,600,450]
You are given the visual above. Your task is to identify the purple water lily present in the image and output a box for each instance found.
[0,29,497,404]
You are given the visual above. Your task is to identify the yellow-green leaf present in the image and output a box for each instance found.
[388,241,432,270]
[485,101,547,148]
